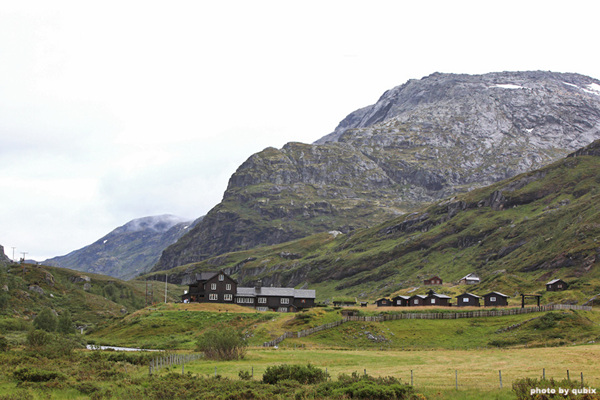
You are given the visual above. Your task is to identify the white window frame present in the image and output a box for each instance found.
[224,294,232,301]
[414,299,419,305]
[280,297,290,304]
[219,274,224,281]
[431,298,436,304]
[397,300,402,305]
[256,307,268,312]
[279,307,288,312]
[209,293,218,301]
[210,283,217,290]
[463,297,469,303]
[490,296,496,302]
[258,297,267,304]
[226,284,231,291]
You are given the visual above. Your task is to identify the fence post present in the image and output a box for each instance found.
[567,370,570,381]
[215,367,217,377]
[455,370,458,390]
[499,370,502,389]
[543,368,545,380]
[411,370,413,386]
[581,372,584,388]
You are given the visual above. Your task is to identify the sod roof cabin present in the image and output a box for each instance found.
[423,276,443,286]
[392,295,410,307]
[546,279,568,292]
[376,298,392,307]
[482,291,509,307]
[409,294,427,307]
[425,290,451,306]
[456,292,481,307]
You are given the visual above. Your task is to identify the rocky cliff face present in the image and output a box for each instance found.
[45,215,199,280]
[0,245,11,264]
[154,71,600,271]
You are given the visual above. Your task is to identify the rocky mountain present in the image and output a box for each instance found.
[154,71,600,271]
[0,245,11,264]
[45,215,200,280]
[149,139,600,303]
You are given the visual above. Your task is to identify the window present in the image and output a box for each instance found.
[226,284,231,291]
[256,307,268,312]
[463,297,469,303]
[558,284,563,288]
[397,300,402,305]
[237,297,253,304]
[258,297,266,304]
[224,294,232,301]
[219,274,224,281]
[209,294,218,301]
[279,307,288,312]
[237,298,243,304]
[280,298,289,304]
[414,299,419,305]
[431,298,436,304]
[210,283,216,290]
[490,296,496,302]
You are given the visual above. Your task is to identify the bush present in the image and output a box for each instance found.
[262,363,329,385]
[196,327,247,360]
[316,372,415,400]
[238,370,252,380]
[57,310,74,334]
[512,377,590,400]
[33,308,57,332]
[13,367,64,382]
[26,330,52,348]
[0,336,8,352]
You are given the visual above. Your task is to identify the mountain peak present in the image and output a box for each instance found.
[115,214,189,234]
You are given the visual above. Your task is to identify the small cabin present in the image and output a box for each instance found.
[333,300,357,307]
[459,273,480,285]
[376,298,392,307]
[546,279,568,292]
[425,290,451,307]
[456,293,481,307]
[423,276,443,286]
[409,294,427,307]
[483,291,509,307]
[392,295,410,307]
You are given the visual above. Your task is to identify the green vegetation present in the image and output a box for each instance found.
[196,327,247,360]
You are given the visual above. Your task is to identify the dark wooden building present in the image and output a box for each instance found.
[423,276,443,286]
[459,273,480,285]
[456,293,480,307]
[482,291,509,307]
[392,295,410,307]
[376,298,392,307]
[425,291,451,306]
[546,279,568,291]
[182,271,315,312]
[409,294,427,306]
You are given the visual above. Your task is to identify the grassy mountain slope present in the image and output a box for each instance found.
[146,140,600,304]
[0,262,182,329]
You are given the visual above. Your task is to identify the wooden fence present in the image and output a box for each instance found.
[149,353,203,375]
[262,304,592,347]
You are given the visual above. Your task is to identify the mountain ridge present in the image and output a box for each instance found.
[154,71,600,271]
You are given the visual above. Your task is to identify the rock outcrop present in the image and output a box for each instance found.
[155,71,600,271]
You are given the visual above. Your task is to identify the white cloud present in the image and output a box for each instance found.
[2,0,600,260]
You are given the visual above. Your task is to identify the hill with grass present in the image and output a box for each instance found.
[155,71,600,271]
[147,139,600,305]
[0,261,182,331]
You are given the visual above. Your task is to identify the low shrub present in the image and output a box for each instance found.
[0,335,9,352]
[196,327,247,360]
[512,377,597,400]
[13,367,64,382]
[262,363,329,385]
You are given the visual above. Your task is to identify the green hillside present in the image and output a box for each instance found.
[146,141,600,305]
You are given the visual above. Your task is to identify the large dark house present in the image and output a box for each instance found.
[456,293,480,307]
[483,292,509,307]
[182,271,315,312]
[546,279,568,291]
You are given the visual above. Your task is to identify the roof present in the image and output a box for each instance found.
[461,273,480,281]
[409,294,427,299]
[484,291,508,298]
[425,276,442,280]
[376,298,391,302]
[457,292,481,298]
[546,279,565,285]
[236,286,315,299]
[195,272,218,281]
[392,295,410,300]
[428,293,451,299]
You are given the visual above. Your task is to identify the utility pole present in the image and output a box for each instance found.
[164,274,168,303]
[21,252,28,279]
[11,247,16,262]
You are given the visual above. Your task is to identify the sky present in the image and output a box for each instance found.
[2,0,600,261]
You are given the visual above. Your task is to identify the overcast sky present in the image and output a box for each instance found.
[2,0,600,261]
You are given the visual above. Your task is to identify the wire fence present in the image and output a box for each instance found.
[263,304,592,347]
[149,352,203,375]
